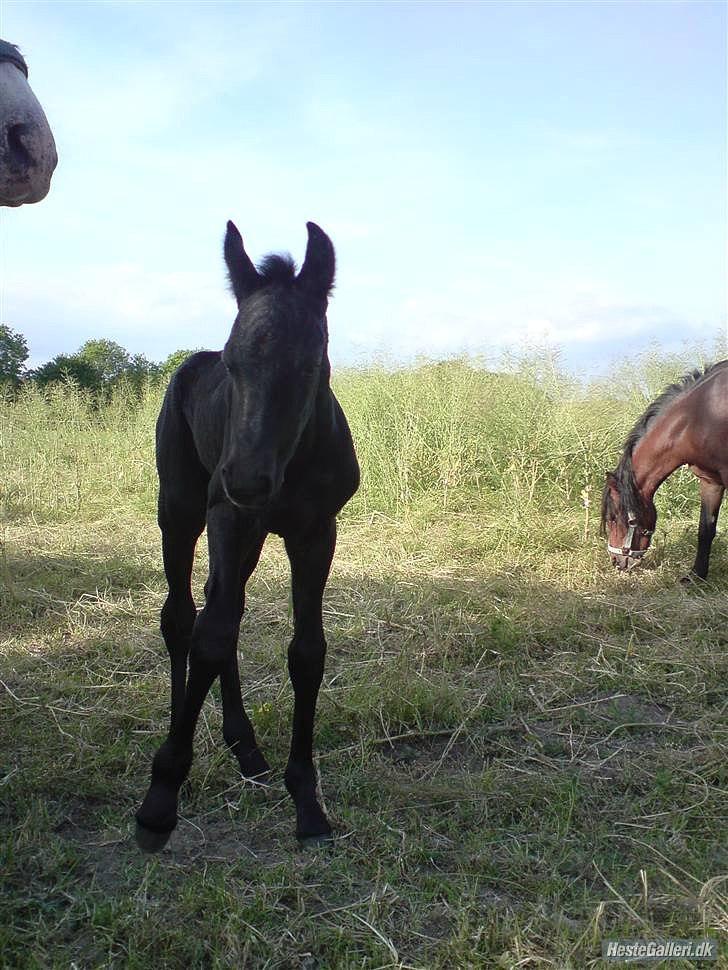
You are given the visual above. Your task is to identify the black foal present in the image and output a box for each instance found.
[135,221,359,852]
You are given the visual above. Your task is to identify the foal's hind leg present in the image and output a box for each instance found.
[283,517,336,843]
[219,542,270,779]
[686,479,724,581]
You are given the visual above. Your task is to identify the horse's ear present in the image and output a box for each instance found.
[224,220,259,305]
[297,222,335,297]
[605,471,621,502]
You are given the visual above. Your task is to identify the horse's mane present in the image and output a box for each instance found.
[257,253,297,286]
[600,361,723,533]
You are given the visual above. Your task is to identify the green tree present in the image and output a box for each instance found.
[160,348,200,378]
[31,354,102,391]
[77,339,131,384]
[0,324,29,385]
[78,339,162,391]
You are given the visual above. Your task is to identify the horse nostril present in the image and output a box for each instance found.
[6,123,33,167]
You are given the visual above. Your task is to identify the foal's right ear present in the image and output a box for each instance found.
[224,220,259,305]
[297,222,335,298]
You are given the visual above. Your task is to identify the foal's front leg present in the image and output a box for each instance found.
[136,503,261,852]
[283,517,336,842]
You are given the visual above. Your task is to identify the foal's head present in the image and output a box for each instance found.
[220,220,335,510]
[601,467,657,571]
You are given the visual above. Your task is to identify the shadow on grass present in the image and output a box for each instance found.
[2,560,725,966]
[0,547,161,636]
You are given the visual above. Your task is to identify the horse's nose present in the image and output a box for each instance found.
[5,121,55,171]
[1,116,57,203]
[221,466,274,508]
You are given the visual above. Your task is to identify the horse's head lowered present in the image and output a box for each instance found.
[0,40,57,206]
[601,470,656,571]
[220,220,335,510]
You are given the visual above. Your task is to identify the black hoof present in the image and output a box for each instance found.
[135,820,174,854]
[297,829,334,848]
[236,746,271,780]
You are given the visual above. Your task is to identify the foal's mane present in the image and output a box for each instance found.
[257,253,297,286]
[601,362,721,532]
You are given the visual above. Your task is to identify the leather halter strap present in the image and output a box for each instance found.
[0,41,28,78]
[607,512,653,559]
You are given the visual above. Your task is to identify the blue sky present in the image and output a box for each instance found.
[1,0,726,372]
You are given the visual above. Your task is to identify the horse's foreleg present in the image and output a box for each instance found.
[158,496,205,730]
[219,542,270,779]
[136,502,261,851]
[283,517,336,843]
[689,479,724,580]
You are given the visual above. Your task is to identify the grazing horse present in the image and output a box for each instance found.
[0,41,57,206]
[601,360,728,580]
[136,221,359,852]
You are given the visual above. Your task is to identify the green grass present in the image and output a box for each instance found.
[1,349,726,968]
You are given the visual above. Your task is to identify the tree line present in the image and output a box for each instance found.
[0,325,197,392]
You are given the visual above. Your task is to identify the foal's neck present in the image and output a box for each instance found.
[631,405,689,502]
[299,359,333,450]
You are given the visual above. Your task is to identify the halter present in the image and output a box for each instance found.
[607,512,653,559]
[0,41,28,78]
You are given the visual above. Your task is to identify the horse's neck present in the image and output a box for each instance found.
[299,368,334,450]
[631,406,688,501]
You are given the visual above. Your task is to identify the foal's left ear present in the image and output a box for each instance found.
[224,220,260,306]
[297,222,335,297]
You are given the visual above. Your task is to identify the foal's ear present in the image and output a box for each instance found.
[297,222,335,297]
[223,220,259,305]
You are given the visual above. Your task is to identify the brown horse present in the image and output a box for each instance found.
[601,360,728,580]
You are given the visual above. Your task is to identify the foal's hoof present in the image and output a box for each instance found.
[297,829,334,849]
[296,808,333,847]
[134,820,174,854]
[236,746,271,781]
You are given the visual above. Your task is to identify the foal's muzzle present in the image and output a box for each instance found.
[221,466,275,510]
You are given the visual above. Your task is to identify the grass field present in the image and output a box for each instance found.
[1,350,726,968]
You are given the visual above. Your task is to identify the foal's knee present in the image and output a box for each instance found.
[190,612,239,672]
[287,632,326,679]
[161,597,197,640]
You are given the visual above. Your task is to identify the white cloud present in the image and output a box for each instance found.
[6,263,233,364]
